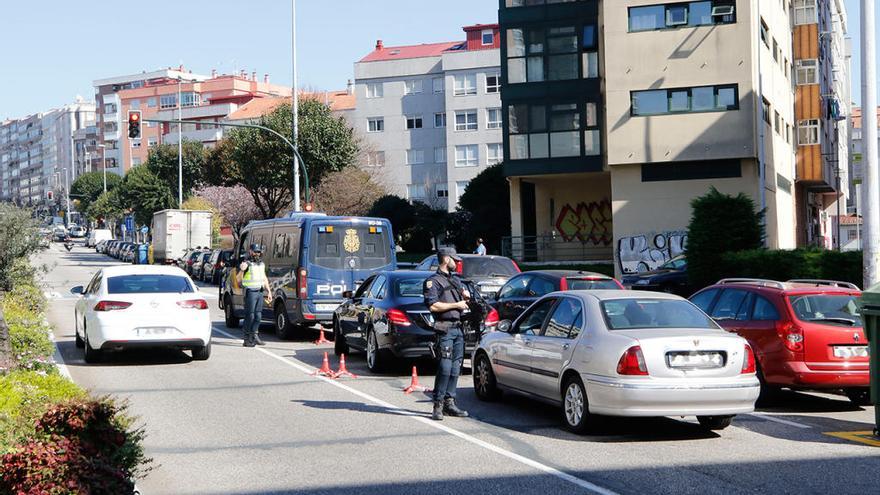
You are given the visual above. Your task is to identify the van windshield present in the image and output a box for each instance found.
[309,224,392,270]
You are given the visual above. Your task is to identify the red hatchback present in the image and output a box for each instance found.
[689,278,869,405]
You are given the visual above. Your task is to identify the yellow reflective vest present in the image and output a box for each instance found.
[241,262,267,289]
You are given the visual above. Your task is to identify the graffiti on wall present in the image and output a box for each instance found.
[555,199,613,245]
[618,231,688,274]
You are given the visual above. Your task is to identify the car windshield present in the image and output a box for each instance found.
[396,277,429,298]
[309,224,393,270]
[660,257,686,270]
[462,257,518,278]
[601,298,717,330]
[566,278,620,290]
[788,294,862,327]
[107,275,194,294]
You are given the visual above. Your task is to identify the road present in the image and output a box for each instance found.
[40,244,880,495]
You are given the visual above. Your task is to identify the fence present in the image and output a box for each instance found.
[502,235,613,263]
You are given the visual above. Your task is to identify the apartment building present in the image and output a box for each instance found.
[353,25,502,211]
[500,0,800,275]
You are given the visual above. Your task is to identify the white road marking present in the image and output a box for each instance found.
[212,327,619,495]
[49,329,73,380]
[747,412,812,429]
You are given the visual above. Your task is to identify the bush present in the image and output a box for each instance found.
[719,249,864,288]
[3,302,55,374]
[0,204,44,292]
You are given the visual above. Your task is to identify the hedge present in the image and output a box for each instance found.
[718,249,864,288]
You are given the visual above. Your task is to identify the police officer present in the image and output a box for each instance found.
[423,247,470,421]
[236,244,272,347]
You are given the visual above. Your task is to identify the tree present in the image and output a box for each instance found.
[0,204,43,292]
[368,195,417,242]
[311,168,385,216]
[120,165,175,226]
[195,186,261,239]
[205,100,359,219]
[87,189,125,229]
[70,171,122,215]
[686,187,765,289]
[454,164,510,254]
[181,196,221,248]
[144,141,207,205]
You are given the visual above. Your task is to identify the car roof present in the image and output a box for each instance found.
[561,289,684,302]
[702,279,860,295]
[517,270,613,279]
[99,265,190,277]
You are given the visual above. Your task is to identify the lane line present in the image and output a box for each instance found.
[49,329,73,380]
[747,412,812,429]
[824,431,880,447]
[211,327,619,495]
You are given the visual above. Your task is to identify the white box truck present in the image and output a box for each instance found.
[151,209,213,264]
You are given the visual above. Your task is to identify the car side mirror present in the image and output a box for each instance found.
[342,290,354,299]
[497,320,512,333]
[70,286,84,295]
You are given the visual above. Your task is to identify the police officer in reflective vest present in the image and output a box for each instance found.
[423,247,470,421]
[236,244,272,347]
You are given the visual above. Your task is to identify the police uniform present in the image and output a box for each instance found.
[240,244,269,347]
[423,248,469,420]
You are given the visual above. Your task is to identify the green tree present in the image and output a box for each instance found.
[368,195,417,243]
[71,171,122,217]
[87,189,125,228]
[0,204,43,292]
[120,165,175,226]
[454,164,510,254]
[686,187,765,288]
[144,141,207,205]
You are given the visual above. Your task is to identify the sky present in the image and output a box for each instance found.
[0,0,876,120]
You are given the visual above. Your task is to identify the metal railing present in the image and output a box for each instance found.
[502,235,613,263]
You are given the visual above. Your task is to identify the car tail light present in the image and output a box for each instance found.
[512,260,521,273]
[177,299,208,310]
[387,308,411,326]
[485,307,499,328]
[741,344,756,374]
[617,345,649,376]
[776,321,804,353]
[94,300,132,312]
[298,268,308,298]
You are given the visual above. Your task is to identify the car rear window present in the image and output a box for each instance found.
[788,294,862,327]
[566,278,620,290]
[601,298,717,330]
[462,257,519,278]
[107,275,194,294]
[396,277,429,298]
[309,224,392,270]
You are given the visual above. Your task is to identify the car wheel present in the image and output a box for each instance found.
[82,325,102,364]
[333,317,349,356]
[756,363,781,404]
[75,318,85,348]
[192,341,212,361]
[365,328,389,373]
[845,387,871,406]
[224,296,240,328]
[562,375,591,434]
[697,415,733,430]
[275,303,295,340]
[473,352,501,401]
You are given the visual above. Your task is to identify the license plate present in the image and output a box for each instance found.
[667,351,725,369]
[136,327,172,336]
[315,303,339,312]
[481,286,500,293]
[833,345,869,358]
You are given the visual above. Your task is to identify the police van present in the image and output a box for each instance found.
[221,213,396,338]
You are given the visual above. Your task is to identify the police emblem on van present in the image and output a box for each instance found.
[343,229,360,253]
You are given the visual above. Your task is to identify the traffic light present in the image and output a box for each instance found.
[46,190,53,201]
[304,203,314,212]
[128,110,142,139]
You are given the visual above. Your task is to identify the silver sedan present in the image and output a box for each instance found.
[472,290,760,433]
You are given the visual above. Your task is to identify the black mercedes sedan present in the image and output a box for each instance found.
[332,270,498,372]
[492,270,624,322]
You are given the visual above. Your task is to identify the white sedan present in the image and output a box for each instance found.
[72,265,213,362]
[473,290,759,433]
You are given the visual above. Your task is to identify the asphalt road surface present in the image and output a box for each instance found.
[40,244,880,495]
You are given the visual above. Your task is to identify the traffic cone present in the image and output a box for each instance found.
[313,328,331,345]
[403,365,431,394]
[310,352,334,377]
[332,354,358,379]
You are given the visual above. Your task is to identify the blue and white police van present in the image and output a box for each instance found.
[221,212,397,338]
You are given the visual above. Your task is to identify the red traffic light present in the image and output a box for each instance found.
[130,112,139,121]
[128,110,142,139]
[304,203,314,212]
[47,191,53,201]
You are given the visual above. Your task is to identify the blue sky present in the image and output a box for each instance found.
[0,0,875,120]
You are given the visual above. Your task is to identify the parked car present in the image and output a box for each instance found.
[192,251,212,281]
[184,250,207,276]
[493,270,624,322]
[69,225,86,238]
[689,278,870,405]
[52,227,68,242]
[203,249,233,285]
[333,270,498,372]
[71,265,212,362]
[415,254,520,300]
[621,255,691,296]
[473,290,759,433]
[95,240,108,253]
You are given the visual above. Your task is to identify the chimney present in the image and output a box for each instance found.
[251,71,257,81]
[347,79,354,95]
[376,39,383,50]
[264,73,270,84]
[211,69,217,78]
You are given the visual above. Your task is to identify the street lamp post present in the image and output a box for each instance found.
[292,0,301,212]
[97,144,107,193]
[177,77,183,207]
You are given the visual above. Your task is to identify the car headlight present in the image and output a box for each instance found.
[634,279,650,285]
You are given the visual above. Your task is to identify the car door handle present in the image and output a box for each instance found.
[562,343,570,350]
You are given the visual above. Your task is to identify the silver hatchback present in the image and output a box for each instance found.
[472,290,759,434]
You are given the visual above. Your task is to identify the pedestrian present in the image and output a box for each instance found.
[235,243,271,347]
[423,247,470,421]
[474,238,487,255]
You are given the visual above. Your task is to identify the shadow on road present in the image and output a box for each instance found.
[756,389,863,414]
[291,399,429,418]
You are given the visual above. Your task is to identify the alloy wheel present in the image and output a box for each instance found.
[564,382,585,426]
[366,331,376,369]
[477,357,490,395]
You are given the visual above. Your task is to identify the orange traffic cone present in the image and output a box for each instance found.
[403,365,431,394]
[313,329,331,345]
[332,354,358,379]
[311,352,334,377]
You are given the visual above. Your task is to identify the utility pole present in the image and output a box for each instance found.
[177,77,183,207]
[97,144,107,193]
[862,0,879,288]
[292,0,301,212]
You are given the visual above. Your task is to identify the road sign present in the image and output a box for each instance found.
[125,216,134,233]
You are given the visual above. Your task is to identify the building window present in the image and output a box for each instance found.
[407,184,427,201]
[131,140,141,148]
[103,122,117,133]
[762,98,771,125]
[366,82,383,98]
[508,101,600,159]
[404,79,423,95]
[455,181,470,202]
[628,1,736,32]
[796,59,819,84]
[132,157,142,166]
[405,115,423,129]
[103,103,117,113]
[507,24,599,84]
[486,73,501,93]
[434,147,447,163]
[487,143,503,165]
[455,110,478,131]
[433,77,444,93]
[366,151,385,167]
[159,94,177,109]
[130,100,141,110]
[772,38,779,62]
[436,183,449,198]
[583,51,599,78]
[147,137,158,147]
[180,92,200,108]
[147,98,157,107]
[774,111,781,133]
[367,117,384,133]
[487,108,502,129]
[455,145,478,167]
[454,74,477,96]
[406,149,424,165]
[798,119,820,145]
[434,112,447,128]
[760,20,769,48]
[482,29,494,45]
[848,230,858,241]
[793,0,817,25]
[630,84,739,115]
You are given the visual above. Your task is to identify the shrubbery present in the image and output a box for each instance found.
[719,249,864,288]
[0,371,86,453]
